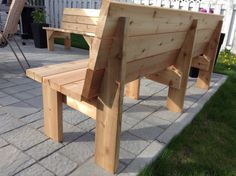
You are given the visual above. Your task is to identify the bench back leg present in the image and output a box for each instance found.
[43,84,63,142]
[125,79,140,100]
[95,17,128,173]
[46,31,55,51]
[167,20,198,112]
[196,21,223,89]
[64,34,71,49]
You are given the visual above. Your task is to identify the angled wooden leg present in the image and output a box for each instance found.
[167,20,198,112]
[125,79,140,100]
[64,34,71,50]
[46,30,55,51]
[95,17,129,173]
[42,84,63,142]
[196,21,223,89]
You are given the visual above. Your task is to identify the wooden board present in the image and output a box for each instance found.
[26,59,88,83]
[63,8,100,17]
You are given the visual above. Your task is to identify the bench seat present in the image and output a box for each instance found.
[26,59,88,82]
[26,59,98,119]
[26,59,89,100]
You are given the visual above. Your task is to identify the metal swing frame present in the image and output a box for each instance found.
[0,0,30,73]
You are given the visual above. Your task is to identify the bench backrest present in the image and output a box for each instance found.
[82,0,223,99]
[61,8,100,34]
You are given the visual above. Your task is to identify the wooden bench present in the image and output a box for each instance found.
[26,0,223,173]
[43,8,100,51]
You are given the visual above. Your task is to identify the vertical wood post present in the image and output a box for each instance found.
[125,79,140,100]
[167,20,198,112]
[46,31,55,51]
[64,34,71,49]
[95,17,129,173]
[43,84,63,142]
[196,21,223,89]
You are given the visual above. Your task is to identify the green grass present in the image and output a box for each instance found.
[55,33,89,50]
[139,51,236,176]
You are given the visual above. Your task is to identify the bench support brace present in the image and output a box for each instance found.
[196,21,223,89]
[147,66,182,89]
[125,79,140,100]
[191,55,210,71]
[166,20,198,112]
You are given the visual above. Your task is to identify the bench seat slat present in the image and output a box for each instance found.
[61,80,85,100]
[26,59,89,83]
[44,68,87,92]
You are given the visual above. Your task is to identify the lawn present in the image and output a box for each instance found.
[139,50,236,176]
[55,34,89,50]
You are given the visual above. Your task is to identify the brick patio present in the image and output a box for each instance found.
[0,39,227,176]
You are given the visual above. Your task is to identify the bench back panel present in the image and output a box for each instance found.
[83,0,223,98]
[61,8,100,34]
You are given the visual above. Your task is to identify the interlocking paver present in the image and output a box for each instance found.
[129,121,164,142]
[26,139,63,161]
[69,157,125,176]
[122,114,140,128]
[6,77,33,85]
[0,113,25,134]
[63,122,85,144]
[119,141,165,175]
[0,145,35,176]
[77,118,96,132]
[120,132,150,155]
[144,113,172,129]
[23,96,42,108]
[119,148,136,165]
[0,101,38,118]
[21,111,43,124]
[40,152,77,176]
[1,83,35,94]
[28,119,44,129]
[2,125,47,151]
[0,79,8,84]
[12,91,36,100]
[59,133,95,165]
[0,95,20,106]
[140,93,166,109]
[124,104,156,121]
[186,86,207,99]
[26,87,42,96]
[0,81,15,89]
[0,91,8,98]
[0,137,8,148]
[63,108,88,125]
[123,97,141,108]
[15,163,54,176]
[153,107,181,122]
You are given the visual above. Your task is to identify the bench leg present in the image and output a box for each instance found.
[95,77,124,173]
[167,20,198,112]
[196,21,223,89]
[46,31,55,51]
[64,35,71,50]
[43,84,63,142]
[125,79,140,100]
[94,17,128,173]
